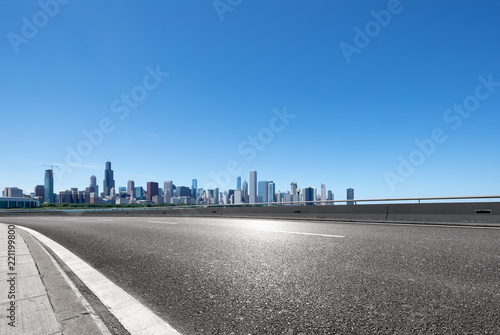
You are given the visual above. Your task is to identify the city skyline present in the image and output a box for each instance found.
[2,2,500,199]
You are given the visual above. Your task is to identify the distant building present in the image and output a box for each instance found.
[258,181,269,203]
[44,169,54,203]
[267,182,275,203]
[303,187,315,205]
[291,182,298,202]
[234,189,242,204]
[249,170,257,204]
[0,197,39,209]
[236,176,241,190]
[214,188,219,204]
[328,190,334,205]
[164,181,173,201]
[4,187,23,198]
[147,182,159,202]
[152,195,164,204]
[135,186,144,200]
[34,185,44,197]
[177,186,191,198]
[103,161,115,197]
[127,180,135,197]
[90,175,98,196]
[321,184,326,205]
[192,179,197,199]
[241,180,248,203]
[347,188,354,205]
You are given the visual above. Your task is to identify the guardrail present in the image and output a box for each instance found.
[2,195,500,213]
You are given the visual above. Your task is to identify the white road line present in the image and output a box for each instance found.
[346,221,500,230]
[258,229,346,238]
[148,221,179,225]
[17,226,181,335]
[98,219,113,221]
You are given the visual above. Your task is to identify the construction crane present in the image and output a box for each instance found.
[43,164,59,170]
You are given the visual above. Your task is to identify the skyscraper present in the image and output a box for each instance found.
[242,180,248,203]
[192,179,197,199]
[90,175,98,195]
[44,169,54,203]
[103,161,115,197]
[164,180,173,202]
[214,188,219,204]
[127,180,135,197]
[303,187,315,205]
[249,170,257,204]
[267,182,275,203]
[321,184,326,205]
[347,188,354,205]
[291,182,298,202]
[147,182,159,202]
[258,181,269,203]
[236,176,241,190]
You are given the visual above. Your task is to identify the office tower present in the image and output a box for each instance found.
[135,186,144,200]
[44,169,54,203]
[236,176,241,190]
[4,187,23,198]
[234,189,242,204]
[328,190,334,205]
[192,179,197,199]
[267,182,275,203]
[242,180,248,203]
[164,181,173,198]
[110,187,116,199]
[103,161,115,197]
[227,189,235,204]
[321,184,326,205]
[90,175,98,196]
[303,187,315,205]
[127,180,135,196]
[291,182,298,202]
[177,186,191,197]
[34,185,44,197]
[147,182,159,202]
[214,188,219,204]
[249,170,257,204]
[347,188,354,205]
[258,181,269,203]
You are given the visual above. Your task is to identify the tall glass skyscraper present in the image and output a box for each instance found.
[44,169,54,203]
[258,181,269,203]
[249,170,257,204]
[267,182,275,203]
[103,161,115,197]
[192,179,197,199]
[236,176,241,190]
[90,175,98,195]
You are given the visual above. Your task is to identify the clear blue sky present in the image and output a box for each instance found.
[1,0,500,199]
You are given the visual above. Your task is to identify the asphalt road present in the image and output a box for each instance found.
[2,216,499,334]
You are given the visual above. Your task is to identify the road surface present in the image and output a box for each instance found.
[2,216,499,334]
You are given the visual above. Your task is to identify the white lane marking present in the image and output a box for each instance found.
[64,218,76,221]
[17,226,181,335]
[98,219,113,221]
[258,229,346,238]
[148,221,179,225]
[342,221,500,230]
